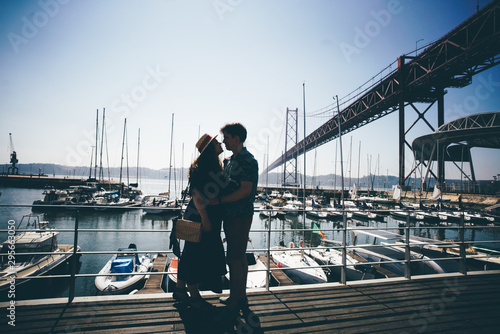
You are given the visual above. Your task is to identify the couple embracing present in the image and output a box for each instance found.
[173,122,258,324]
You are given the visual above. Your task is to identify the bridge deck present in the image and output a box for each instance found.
[2,272,499,333]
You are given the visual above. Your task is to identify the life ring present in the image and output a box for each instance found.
[288,242,294,248]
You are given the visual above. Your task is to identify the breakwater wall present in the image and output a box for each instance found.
[0,174,119,190]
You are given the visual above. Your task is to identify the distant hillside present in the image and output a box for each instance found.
[260,171,403,190]
[2,163,401,188]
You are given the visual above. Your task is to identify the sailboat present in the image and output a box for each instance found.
[270,241,327,284]
[308,239,378,281]
[94,118,139,210]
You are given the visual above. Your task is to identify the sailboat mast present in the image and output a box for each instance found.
[168,113,174,195]
[89,146,94,180]
[266,136,269,189]
[313,145,317,187]
[136,128,140,185]
[119,118,126,195]
[335,96,345,206]
[302,82,306,203]
[334,141,337,190]
[348,136,352,189]
[377,154,380,191]
[94,109,99,180]
[357,141,361,189]
[335,95,346,285]
[181,142,184,192]
[126,125,130,187]
[99,108,106,182]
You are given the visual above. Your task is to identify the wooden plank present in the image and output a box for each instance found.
[347,250,400,278]
[259,254,294,286]
[2,273,500,333]
[137,253,168,294]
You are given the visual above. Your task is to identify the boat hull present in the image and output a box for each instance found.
[270,246,327,284]
[95,254,152,294]
[0,244,80,292]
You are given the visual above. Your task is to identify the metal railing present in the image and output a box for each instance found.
[1,203,500,303]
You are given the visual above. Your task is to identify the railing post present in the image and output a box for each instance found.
[404,211,411,279]
[265,209,271,291]
[459,211,467,275]
[68,210,80,303]
[341,210,347,285]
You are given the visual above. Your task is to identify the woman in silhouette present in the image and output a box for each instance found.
[173,134,227,311]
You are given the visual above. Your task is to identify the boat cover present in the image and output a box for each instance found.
[111,257,134,274]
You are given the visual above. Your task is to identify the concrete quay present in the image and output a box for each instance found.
[0,174,119,190]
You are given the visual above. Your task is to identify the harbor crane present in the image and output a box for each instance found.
[8,133,18,175]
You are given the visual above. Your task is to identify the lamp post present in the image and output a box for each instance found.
[416,38,424,56]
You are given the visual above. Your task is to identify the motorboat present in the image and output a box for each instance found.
[351,210,384,221]
[281,203,300,216]
[326,206,344,220]
[246,253,267,288]
[306,197,328,219]
[415,210,441,223]
[269,190,280,199]
[141,195,180,215]
[32,188,70,210]
[390,210,424,221]
[256,192,270,202]
[166,256,179,284]
[350,229,457,276]
[0,214,80,291]
[458,211,494,225]
[226,252,267,289]
[95,244,153,293]
[92,191,136,211]
[282,191,298,201]
[259,205,278,218]
[438,211,469,223]
[305,208,328,219]
[308,239,377,281]
[270,242,327,284]
[350,244,447,277]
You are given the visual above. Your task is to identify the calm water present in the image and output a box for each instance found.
[1,181,499,301]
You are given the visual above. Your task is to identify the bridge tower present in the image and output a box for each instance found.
[398,55,448,189]
[283,108,298,186]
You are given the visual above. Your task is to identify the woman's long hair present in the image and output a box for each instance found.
[188,141,222,182]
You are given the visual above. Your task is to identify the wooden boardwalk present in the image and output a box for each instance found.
[1,272,500,333]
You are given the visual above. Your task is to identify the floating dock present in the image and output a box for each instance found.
[137,253,168,294]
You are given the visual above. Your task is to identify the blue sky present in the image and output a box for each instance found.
[1,0,499,182]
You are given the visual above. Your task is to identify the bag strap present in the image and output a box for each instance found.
[170,181,191,257]
[177,181,190,219]
[180,182,190,203]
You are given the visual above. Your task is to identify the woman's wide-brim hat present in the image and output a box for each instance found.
[196,133,218,155]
